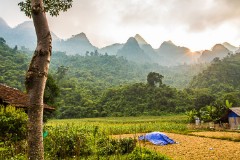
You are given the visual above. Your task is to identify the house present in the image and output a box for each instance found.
[0,83,54,111]
[228,107,240,129]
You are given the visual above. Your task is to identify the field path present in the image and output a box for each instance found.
[113,132,240,160]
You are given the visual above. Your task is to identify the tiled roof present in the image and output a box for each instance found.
[0,83,54,110]
[229,107,240,116]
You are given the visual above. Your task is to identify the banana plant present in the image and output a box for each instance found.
[225,100,233,109]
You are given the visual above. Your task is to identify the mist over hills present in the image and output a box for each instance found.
[134,34,161,64]
[0,18,238,66]
[117,37,151,63]
[99,43,124,55]
[0,18,61,50]
[199,44,232,62]
[222,42,239,52]
[56,32,97,55]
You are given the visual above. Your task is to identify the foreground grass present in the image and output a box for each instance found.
[1,115,186,159]
[47,115,189,135]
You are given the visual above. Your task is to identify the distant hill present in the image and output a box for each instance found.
[157,41,200,66]
[0,17,238,66]
[134,34,148,45]
[99,43,123,55]
[55,32,97,55]
[222,42,238,52]
[189,52,240,93]
[0,18,95,54]
[134,34,161,64]
[117,37,151,63]
[0,17,10,33]
[199,44,231,62]
[236,48,240,53]
[0,19,61,51]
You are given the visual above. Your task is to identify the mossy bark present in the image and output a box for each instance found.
[26,0,52,159]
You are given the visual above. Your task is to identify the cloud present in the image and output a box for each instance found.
[118,0,240,32]
[1,0,239,49]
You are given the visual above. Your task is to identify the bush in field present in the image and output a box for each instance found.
[118,138,137,154]
[128,147,171,160]
[0,105,27,142]
[44,125,92,159]
[97,137,137,156]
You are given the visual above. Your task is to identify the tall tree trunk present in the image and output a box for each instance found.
[26,0,52,159]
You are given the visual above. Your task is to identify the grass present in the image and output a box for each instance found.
[47,115,189,135]
[3,114,240,159]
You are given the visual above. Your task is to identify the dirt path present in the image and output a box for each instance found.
[113,132,240,160]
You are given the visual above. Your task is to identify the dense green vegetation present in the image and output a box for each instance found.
[0,40,28,90]
[92,83,192,117]
[189,53,240,108]
[189,54,240,94]
[0,40,207,118]
[186,53,240,122]
[0,106,27,142]
[1,38,239,120]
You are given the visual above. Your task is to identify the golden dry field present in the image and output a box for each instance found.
[190,131,240,141]
[113,132,240,160]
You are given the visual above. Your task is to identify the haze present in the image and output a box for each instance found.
[0,0,240,51]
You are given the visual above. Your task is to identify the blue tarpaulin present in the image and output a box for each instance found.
[138,132,175,145]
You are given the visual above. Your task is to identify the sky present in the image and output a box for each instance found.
[0,0,240,51]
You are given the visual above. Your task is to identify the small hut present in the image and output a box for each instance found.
[228,107,240,129]
[0,83,54,111]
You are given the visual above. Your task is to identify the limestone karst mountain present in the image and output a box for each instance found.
[222,42,238,52]
[55,32,97,55]
[117,37,151,63]
[0,17,237,66]
[199,44,231,62]
[0,19,61,50]
[157,40,200,66]
[99,43,124,55]
[134,34,161,63]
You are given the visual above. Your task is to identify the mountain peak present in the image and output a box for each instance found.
[70,32,89,41]
[166,40,174,44]
[126,37,140,47]
[15,21,33,29]
[71,32,89,41]
[76,32,87,38]
[134,34,148,45]
[0,17,10,29]
[212,44,228,51]
[222,42,238,52]
[223,42,231,46]
[117,37,150,63]
[159,40,176,49]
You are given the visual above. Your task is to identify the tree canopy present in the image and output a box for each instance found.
[18,0,73,17]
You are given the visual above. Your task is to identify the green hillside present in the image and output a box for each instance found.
[189,53,240,93]
[0,39,28,90]
[189,53,240,107]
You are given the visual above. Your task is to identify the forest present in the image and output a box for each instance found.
[1,38,240,119]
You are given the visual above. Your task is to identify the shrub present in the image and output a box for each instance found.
[97,137,137,156]
[44,125,92,159]
[128,147,171,160]
[0,105,27,142]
